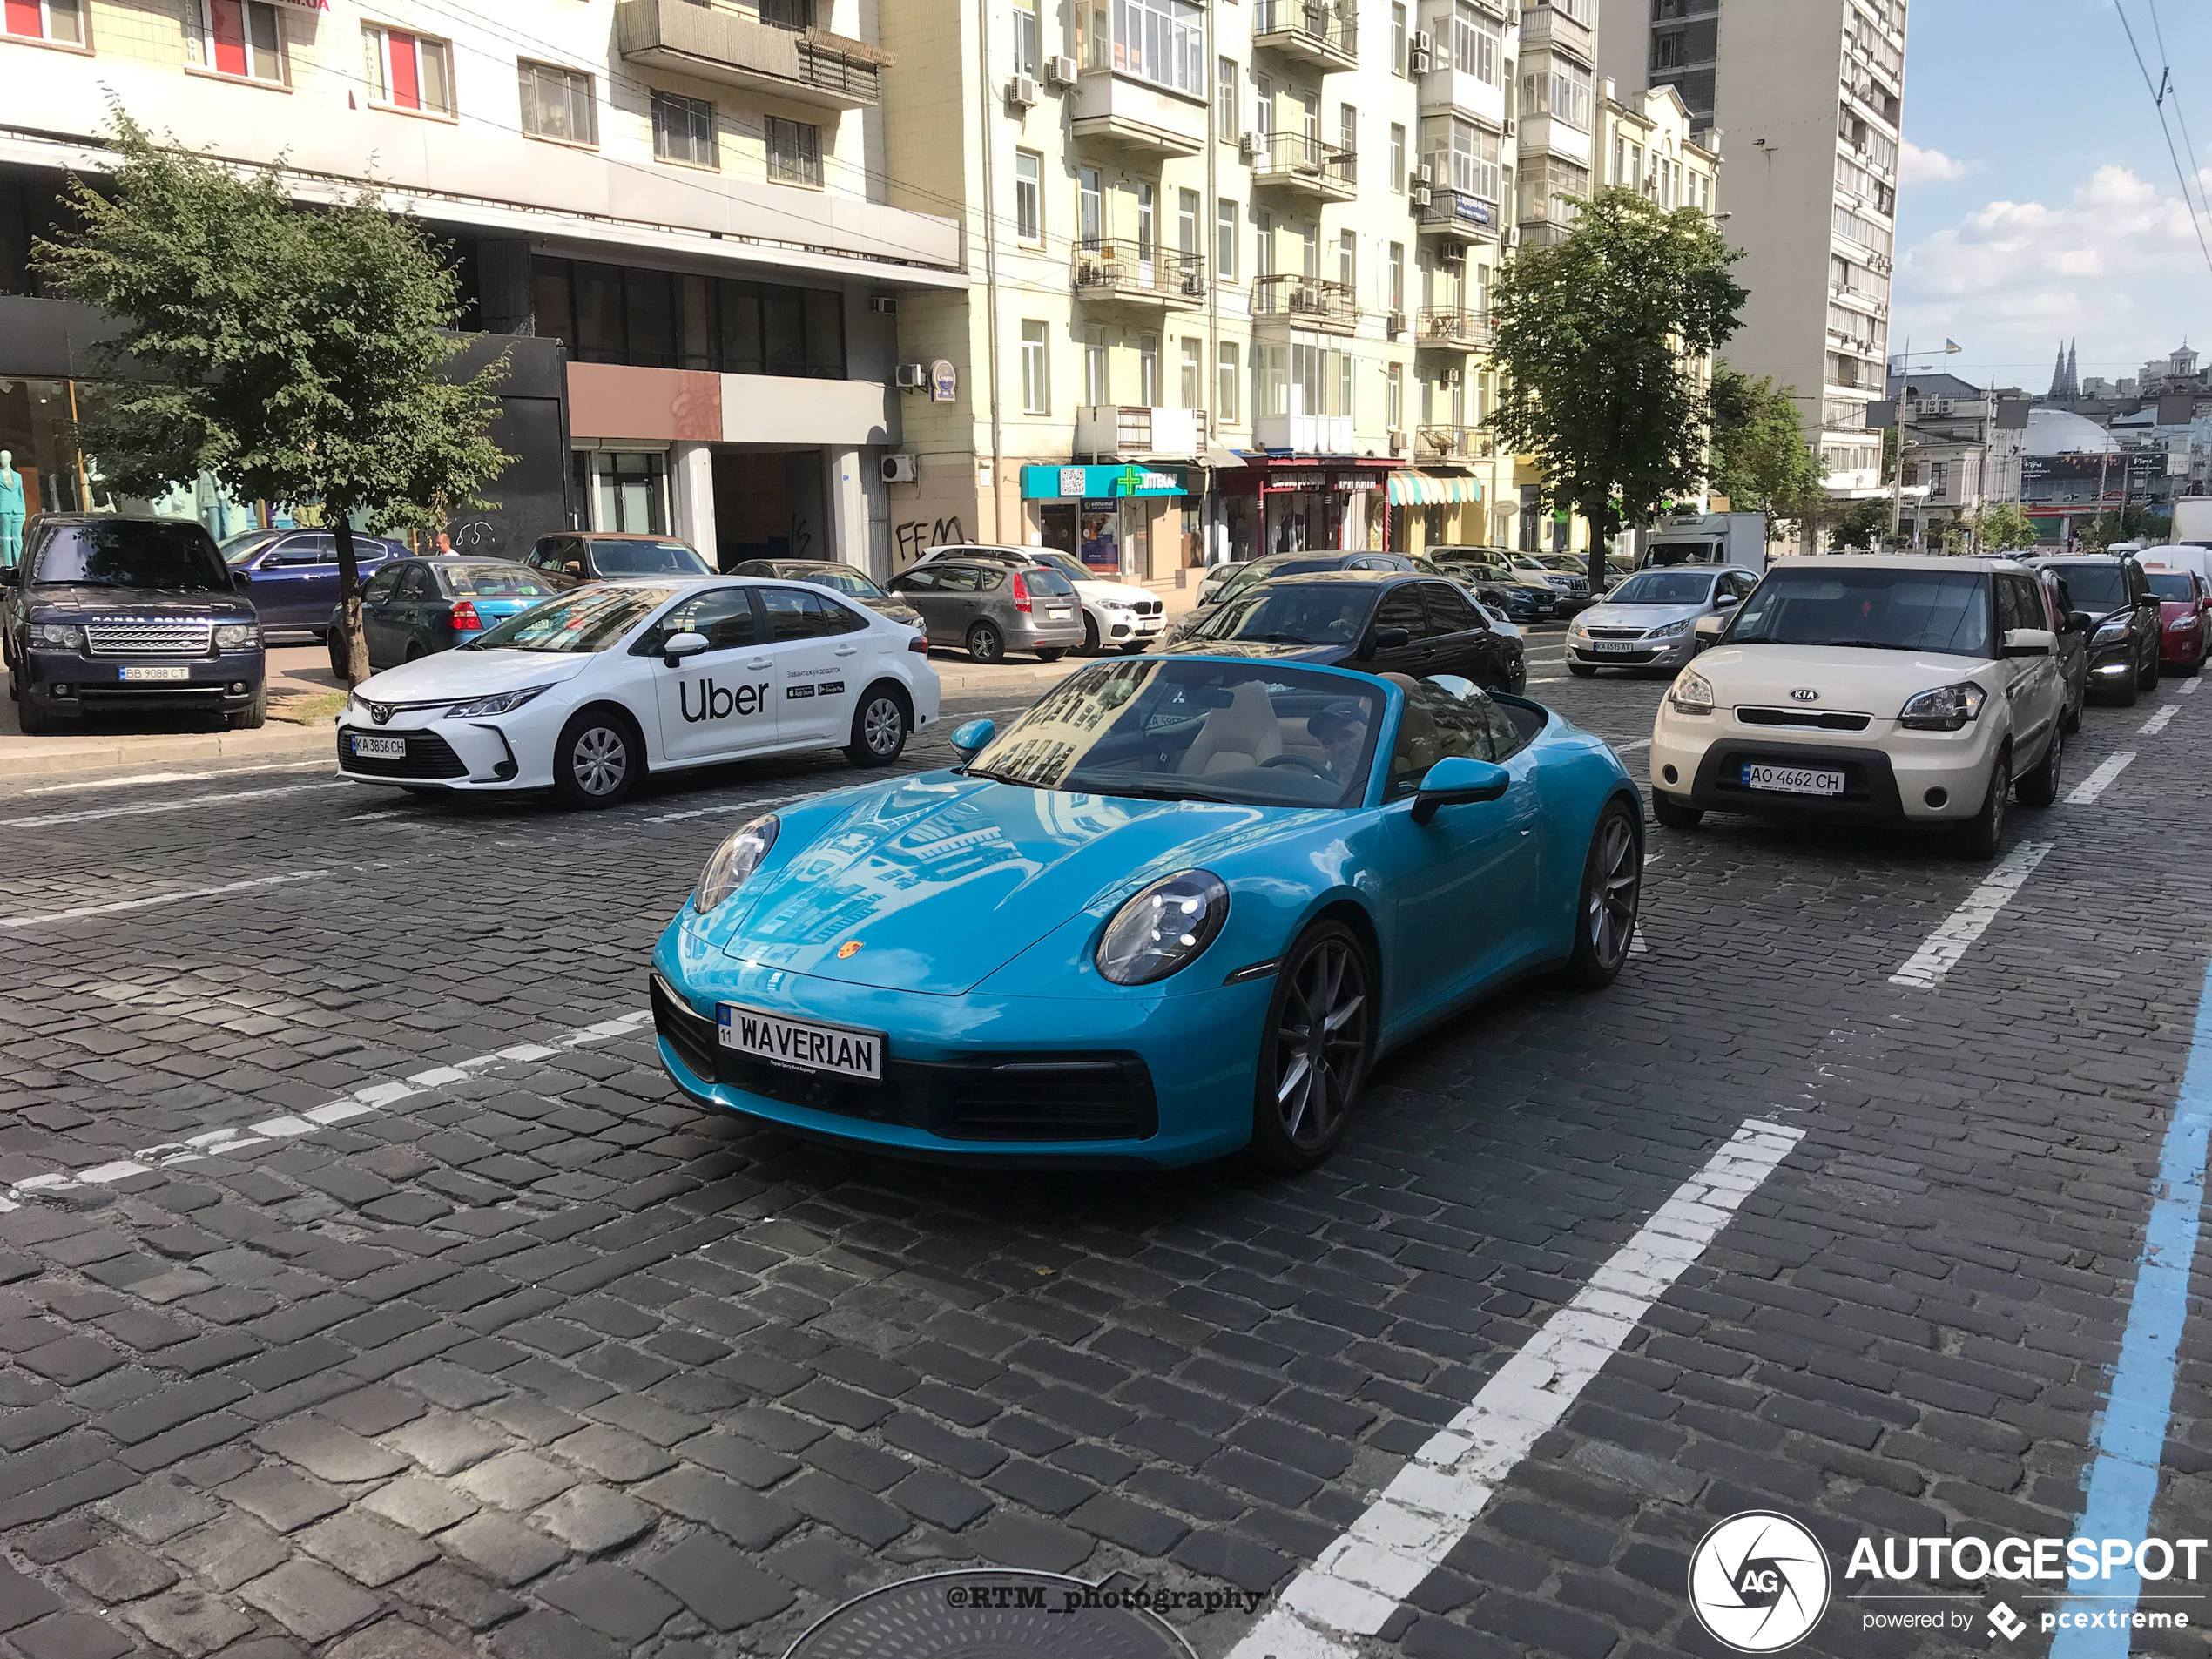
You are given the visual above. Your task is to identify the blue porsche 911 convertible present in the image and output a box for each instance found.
[649,656,1642,1170]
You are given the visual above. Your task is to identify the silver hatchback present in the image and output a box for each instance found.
[886,559,1087,664]
[1567,565,1760,675]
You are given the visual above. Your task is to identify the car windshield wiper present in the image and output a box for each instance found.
[960,765,1040,789]
[1077,780,1235,804]
[1257,633,1316,644]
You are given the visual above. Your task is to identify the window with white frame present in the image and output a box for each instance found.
[1256,344,1286,418]
[519,60,596,144]
[4,0,83,46]
[1452,2,1501,83]
[651,91,717,166]
[1391,0,1406,73]
[1339,103,1355,161]
[1217,57,1237,135]
[1256,207,1274,277]
[1013,0,1041,75]
[766,115,821,185]
[1387,242,1404,313]
[1089,0,1203,97]
[1386,364,1403,430]
[366,24,454,116]
[1085,326,1109,404]
[1177,188,1199,256]
[1421,117,1501,203]
[1337,230,1355,290]
[1216,199,1238,280]
[1521,56,1590,130]
[1217,341,1239,422]
[1021,320,1050,415]
[1080,168,1104,248]
[1180,337,1202,408]
[1389,123,1405,192]
[1139,334,1160,404]
[1015,150,1042,243]
[187,0,285,83]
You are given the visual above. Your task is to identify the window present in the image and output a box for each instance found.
[1139,334,1160,405]
[1013,0,1041,74]
[651,91,717,167]
[642,588,756,655]
[1085,326,1109,404]
[1392,0,1406,72]
[1217,56,1238,135]
[1301,225,1318,278]
[1015,150,1042,242]
[1337,230,1356,290]
[1254,73,1273,141]
[519,60,595,145]
[365,25,454,116]
[766,116,821,185]
[1928,462,1948,499]
[1390,123,1406,192]
[1339,352,1352,421]
[1137,182,1156,256]
[1217,342,1239,422]
[1521,57,1592,130]
[1021,320,1050,414]
[1654,28,1683,69]
[765,587,867,640]
[1339,104,1356,161]
[1452,2,1501,83]
[1079,167,1104,248]
[1256,207,1274,277]
[1089,0,1203,96]
[1387,675,1527,792]
[187,0,285,83]
[3,0,82,44]
[1386,364,1403,429]
[1387,242,1404,312]
[1177,188,1200,257]
[532,258,846,378]
[1180,337,1201,408]
[1216,198,1238,280]
[591,452,668,535]
[1422,117,1501,203]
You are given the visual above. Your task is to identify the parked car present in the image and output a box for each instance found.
[3,514,266,732]
[729,559,922,631]
[329,558,566,675]
[336,577,940,806]
[1163,571,1526,693]
[1424,552,1548,624]
[1651,556,2069,858]
[886,559,1086,662]
[2029,566,2089,733]
[1510,550,1594,612]
[2026,555,2162,705]
[1425,547,1560,619]
[224,529,408,637]
[1178,551,1424,643]
[1567,567,1759,677]
[912,544,1165,654]
[522,534,714,587]
[650,656,1642,1170]
[2141,560,2211,676]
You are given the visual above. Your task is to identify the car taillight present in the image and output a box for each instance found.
[1011,573,1032,613]
[451,600,482,631]
[908,632,929,653]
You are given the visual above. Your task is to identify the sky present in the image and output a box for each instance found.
[1891,0,2212,394]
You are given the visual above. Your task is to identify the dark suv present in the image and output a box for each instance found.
[2,515,266,732]
[2027,555,2162,705]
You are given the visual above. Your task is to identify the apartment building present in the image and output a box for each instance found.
[1599,0,1905,505]
[0,0,963,566]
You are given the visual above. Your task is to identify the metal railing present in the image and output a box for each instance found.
[797,40,881,100]
[1251,273,1360,330]
[1414,307,1495,348]
[1070,239,1208,303]
[1417,186,1501,237]
[1250,132,1357,190]
[1415,424,1494,459]
[1251,0,1357,60]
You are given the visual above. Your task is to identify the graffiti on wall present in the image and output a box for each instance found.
[894,516,965,563]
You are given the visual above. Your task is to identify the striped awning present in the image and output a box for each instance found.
[1386,473,1484,507]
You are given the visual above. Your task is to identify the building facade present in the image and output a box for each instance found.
[1879,371,2030,547]
[0,0,965,567]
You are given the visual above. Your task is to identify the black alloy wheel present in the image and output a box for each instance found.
[1563,801,1642,988]
[1248,921,1373,1173]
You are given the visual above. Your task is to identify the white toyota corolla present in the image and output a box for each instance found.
[335,577,940,807]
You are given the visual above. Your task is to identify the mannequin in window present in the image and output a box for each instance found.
[0,453,24,570]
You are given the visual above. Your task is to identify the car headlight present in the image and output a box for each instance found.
[1667,668,1715,714]
[2093,621,2128,644]
[443,685,553,719]
[1568,617,1588,635]
[1646,618,1690,638]
[214,623,260,651]
[696,815,779,914]
[29,624,82,651]
[1100,597,1134,610]
[1096,869,1229,986]
[1898,680,1987,731]
[2168,614,2200,631]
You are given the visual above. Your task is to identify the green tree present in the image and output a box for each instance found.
[1488,188,1747,590]
[35,116,510,685]
[1973,501,2039,551]
[1827,500,1890,552]
[1708,363,1826,535]
[2079,503,2169,549]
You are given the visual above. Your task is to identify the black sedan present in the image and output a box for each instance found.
[2027,556,2161,705]
[521,534,713,589]
[329,558,563,674]
[1161,571,1526,693]
[728,558,923,631]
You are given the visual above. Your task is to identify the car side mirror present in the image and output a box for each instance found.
[661,631,710,668]
[1362,626,1412,660]
[2067,610,2093,633]
[232,570,251,590]
[2001,626,2055,658]
[1411,755,1509,824]
[1695,615,1725,640]
[949,718,995,761]
[1714,592,1739,608]
[1,565,21,587]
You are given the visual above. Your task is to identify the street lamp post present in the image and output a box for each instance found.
[1888,338,1963,544]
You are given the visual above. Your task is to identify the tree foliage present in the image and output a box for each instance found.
[1708,362,1825,533]
[1826,500,1891,552]
[2078,503,2168,550]
[1488,188,1748,587]
[34,116,510,683]
[1972,501,2039,552]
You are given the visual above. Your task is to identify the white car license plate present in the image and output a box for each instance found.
[1591,641,1639,654]
[718,1003,883,1082]
[1742,763,1844,797]
[120,665,190,682]
[349,734,407,759]
[1047,607,1073,620]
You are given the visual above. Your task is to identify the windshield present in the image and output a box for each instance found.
[967,659,1386,808]
[1727,567,1993,657]
[219,531,281,566]
[1607,571,1716,605]
[444,565,563,599]
[587,540,711,577]
[464,585,677,653]
[1195,583,1375,645]
[1647,542,1722,566]
[2041,563,2130,612]
[34,522,230,591]
[2147,572,2197,601]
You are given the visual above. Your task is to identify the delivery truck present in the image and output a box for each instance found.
[2168,496,2212,546]
[1637,511,1769,573]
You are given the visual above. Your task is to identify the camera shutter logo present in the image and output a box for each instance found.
[1687,1511,1831,1652]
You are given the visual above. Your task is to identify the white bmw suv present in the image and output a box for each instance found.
[1649,556,2068,857]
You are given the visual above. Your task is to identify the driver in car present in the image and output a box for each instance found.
[1308,703,1370,784]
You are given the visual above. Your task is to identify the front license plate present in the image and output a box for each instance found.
[120,665,190,682]
[1742,763,1845,797]
[718,1003,884,1082]
[349,734,407,759]
[1591,641,1640,654]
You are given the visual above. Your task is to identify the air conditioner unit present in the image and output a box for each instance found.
[881,453,919,484]
[1386,309,1407,338]
[1443,366,1462,387]
[1413,162,1433,186]
[1502,117,1515,137]
[894,362,928,390]
[1388,427,1408,454]
[1006,73,1039,107]
[869,295,899,315]
[1045,54,1078,85]
[1410,182,1432,207]
[1239,131,1258,160]
[1410,30,1433,69]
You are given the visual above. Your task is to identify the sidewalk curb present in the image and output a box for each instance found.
[0,720,334,779]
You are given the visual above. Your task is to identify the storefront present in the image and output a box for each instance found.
[1384,470,1486,553]
[1021,463,1194,583]
[1217,457,1401,560]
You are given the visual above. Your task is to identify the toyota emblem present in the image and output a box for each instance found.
[370,703,394,725]
[1790,689,1819,703]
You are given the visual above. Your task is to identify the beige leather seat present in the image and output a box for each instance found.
[1180,682,1285,775]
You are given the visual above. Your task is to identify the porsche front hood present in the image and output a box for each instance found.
[709,774,1298,995]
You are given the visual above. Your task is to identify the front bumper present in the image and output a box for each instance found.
[1650,709,2001,825]
[649,944,1268,1167]
[1568,632,1695,670]
[335,705,546,791]
[2161,627,2202,665]
[23,648,265,712]
[1098,610,1167,644]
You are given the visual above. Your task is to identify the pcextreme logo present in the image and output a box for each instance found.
[1688,1512,1832,1652]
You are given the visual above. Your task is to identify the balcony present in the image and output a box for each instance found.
[1516,112,1593,167]
[1249,132,1358,202]
[1414,307,1495,350]
[1416,424,1494,460]
[1071,239,1207,311]
[1075,405,1206,461]
[1251,0,1358,71]
[1254,412,1355,455]
[614,0,889,111]
[1418,64,1507,128]
[1516,220,1574,248]
[1518,2,1594,64]
[1416,186,1502,244]
[1251,273,1360,334]
[1070,70,1207,157]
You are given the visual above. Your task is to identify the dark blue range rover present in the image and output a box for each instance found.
[2,515,267,733]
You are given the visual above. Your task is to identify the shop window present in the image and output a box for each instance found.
[365,25,454,116]
[651,91,718,168]
[590,452,669,535]
[520,60,597,145]
[532,258,846,379]
[3,0,83,45]
[187,0,285,84]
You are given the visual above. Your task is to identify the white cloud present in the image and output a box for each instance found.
[1899,141,1971,185]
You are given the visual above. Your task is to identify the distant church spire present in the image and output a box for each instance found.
[2050,341,2071,398]
[2066,340,2080,397]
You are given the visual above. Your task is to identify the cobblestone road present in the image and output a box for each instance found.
[0,634,2205,1659]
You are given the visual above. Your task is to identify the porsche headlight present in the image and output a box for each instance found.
[696,814,779,914]
[1096,869,1229,986]
[1667,668,1715,714]
[444,685,552,719]
[1898,681,1986,731]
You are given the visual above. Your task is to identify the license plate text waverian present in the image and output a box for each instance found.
[718,1007,882,1080]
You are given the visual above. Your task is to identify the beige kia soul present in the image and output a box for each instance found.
[1648,556,2068,858]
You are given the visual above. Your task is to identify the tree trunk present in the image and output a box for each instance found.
[333,518,369,686]
[1583,496,1619,594]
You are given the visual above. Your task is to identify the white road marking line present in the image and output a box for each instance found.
[2066,751,2135,805]
[1609,738,1651,753]
[2184,678,2202,695]
[0,781,352,829]
[643,788,823,826]
[1629,926,1648,956]
[1524,677,1566,685]
[1886,841,2053,989]
[1227,1118,1805,1659]
[10,760,332,796]
[2139,705,2177,736]
[0,871,327,932]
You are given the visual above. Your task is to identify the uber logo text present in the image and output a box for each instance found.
[680,679,770,723]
